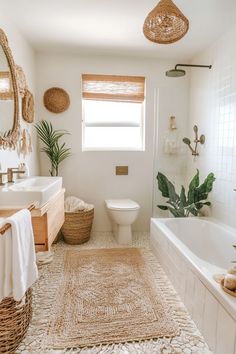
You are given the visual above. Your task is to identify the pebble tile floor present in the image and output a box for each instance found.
[15,232,211,354]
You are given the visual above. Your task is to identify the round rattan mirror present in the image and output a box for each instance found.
[0,29,19,149]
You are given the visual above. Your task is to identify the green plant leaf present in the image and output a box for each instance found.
[156,172,170,198]
[157,205,168,210]
[179,186,187,208]
[187,169,200,204]
[194,173,216,202]
[167,181,179,204]
[185,204,198,216]
[157,172,179,202]
[167,206,185,217]
[166,200,178,208]
[195,201,211,210]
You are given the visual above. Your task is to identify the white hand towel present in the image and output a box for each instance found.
[3,229,13,298]
[84,203,94,211]
[0,218,8,302]
[65,196,86,212]
[5,209,38,301]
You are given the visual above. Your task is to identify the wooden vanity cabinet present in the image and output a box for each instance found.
[0,189,65,252]
[32,189,65,251]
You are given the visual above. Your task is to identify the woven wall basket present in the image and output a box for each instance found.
[143,0,189,44]
[16,65,27,98]
[0,288,32,353]
[61,208,94,245]
[22,89,35,123]
[44,87,70,114]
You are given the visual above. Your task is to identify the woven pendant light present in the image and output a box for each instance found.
[143,0,189,44]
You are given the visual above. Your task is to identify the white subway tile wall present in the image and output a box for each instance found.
[188,25,236,228]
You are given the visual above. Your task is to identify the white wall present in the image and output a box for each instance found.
[0,13,39,175]
[36,53,189,231]
[187,25,236,228]
[2,8,236,231]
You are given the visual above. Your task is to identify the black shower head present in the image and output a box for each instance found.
[166,64,212,78]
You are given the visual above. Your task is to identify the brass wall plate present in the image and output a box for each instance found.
[116,166,128,175]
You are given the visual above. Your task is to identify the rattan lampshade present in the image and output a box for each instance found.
[143,0,189,44]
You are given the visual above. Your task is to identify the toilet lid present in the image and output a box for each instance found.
[105,199,140,211]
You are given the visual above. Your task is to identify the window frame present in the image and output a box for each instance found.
[81,94,146,152]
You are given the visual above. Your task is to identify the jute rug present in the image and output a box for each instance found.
[17,232,211,353]
[43,248,179,349]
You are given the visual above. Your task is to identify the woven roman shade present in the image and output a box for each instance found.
[82,74,145,103]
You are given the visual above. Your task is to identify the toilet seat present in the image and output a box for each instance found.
[105,199,140,211]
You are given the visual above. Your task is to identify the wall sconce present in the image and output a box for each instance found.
[183,125,205,156]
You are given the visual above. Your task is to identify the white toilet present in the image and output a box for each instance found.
[105,199,140,245]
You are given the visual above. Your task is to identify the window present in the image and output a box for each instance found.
[82,74,145,151]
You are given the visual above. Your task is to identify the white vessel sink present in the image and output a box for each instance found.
[0,176,62,208]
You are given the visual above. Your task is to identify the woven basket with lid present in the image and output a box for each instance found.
[62,208,94,245]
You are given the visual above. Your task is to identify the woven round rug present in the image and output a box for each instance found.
[44,87,70,113]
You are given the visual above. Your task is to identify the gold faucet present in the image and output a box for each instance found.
[0,172,7,185]
[7,168,25,183]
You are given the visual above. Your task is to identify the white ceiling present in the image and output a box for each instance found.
[1,0,236,60]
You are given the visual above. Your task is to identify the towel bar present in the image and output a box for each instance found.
[0,203,36,235]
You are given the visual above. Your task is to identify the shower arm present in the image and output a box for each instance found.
[175,64,212,70]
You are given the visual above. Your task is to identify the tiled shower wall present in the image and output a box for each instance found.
[187,25,236,228]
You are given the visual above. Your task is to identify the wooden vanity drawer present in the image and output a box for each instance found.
[32,189,65,251]
[47,191,65,245]
[32,215,47,244]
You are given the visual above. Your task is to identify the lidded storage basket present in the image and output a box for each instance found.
[0,288,32,353]
[62,208,94,244]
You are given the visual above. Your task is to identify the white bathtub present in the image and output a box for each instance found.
[151,217,236,354]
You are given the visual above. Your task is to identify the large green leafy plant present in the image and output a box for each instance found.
[157,170,216,217]
[35,120,71,176]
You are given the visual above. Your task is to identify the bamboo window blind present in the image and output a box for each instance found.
[82,74,145,103]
